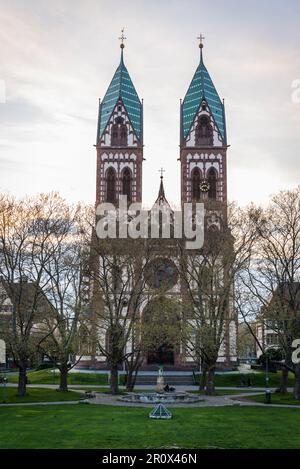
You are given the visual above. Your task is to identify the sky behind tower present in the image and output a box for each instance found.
[0,0,300,207]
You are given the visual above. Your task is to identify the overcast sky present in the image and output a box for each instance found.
[0,0,300,208]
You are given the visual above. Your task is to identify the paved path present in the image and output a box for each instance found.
[2,383,300,409]
[2,393,299,409]
[0,385,300,409]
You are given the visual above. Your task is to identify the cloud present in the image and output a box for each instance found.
[0,156,28,172]
[0,0,299,207]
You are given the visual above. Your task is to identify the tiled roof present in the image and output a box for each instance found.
[98,50,142,142]
[182,51,226,142]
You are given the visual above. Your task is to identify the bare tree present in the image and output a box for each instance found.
[179,203,258,395]
[89,237,155,394]
[237,187,300,398]
[0,193,75,396]
[37,203,93,392]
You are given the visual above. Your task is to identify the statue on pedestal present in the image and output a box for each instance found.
[156,366,165,392]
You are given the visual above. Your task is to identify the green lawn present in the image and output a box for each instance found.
[198,371,295,388]
[0,387,84,404]
[6,369,109,386]
[245,392,300,406]
[69,387,155,394]
[5,369,295,389]
[0,404,300,448]
[189,389,264,396]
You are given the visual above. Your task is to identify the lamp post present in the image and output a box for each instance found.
[265,354,271,404]
[1,376,7,403]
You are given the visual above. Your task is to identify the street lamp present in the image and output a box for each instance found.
[265,353,271,404]
[1,376,7,403]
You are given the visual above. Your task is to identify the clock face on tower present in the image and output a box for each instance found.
[199,180,210,193]
[145,258,178,290]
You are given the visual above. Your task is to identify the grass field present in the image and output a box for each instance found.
[6,369,109,386]
[0,387,84,404]
[244,392,300,406]
[199,371,295,388]
[0,404,300,449]
[189,389,264,396]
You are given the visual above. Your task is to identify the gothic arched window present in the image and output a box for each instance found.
[111,124,119,146]
[191,167,202,201]
[120,125,127,146]
[122,167,132,202]
[111,116,128,146]
[207,167,217,199]
[106,167,116,203]
[195,115,213,146]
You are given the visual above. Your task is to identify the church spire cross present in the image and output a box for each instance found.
[118,28,127,49]
[197,33,205,49]
[159,167,165,179]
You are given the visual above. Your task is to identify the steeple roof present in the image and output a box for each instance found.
[153,174,172,210]
[182,47,226,142]
[98,48,142,142]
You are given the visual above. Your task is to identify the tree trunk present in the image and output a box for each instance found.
[199,365,207,391]
[125,354,142,391]
[278,367,289,394]
[205,366,216,396]
[58,364,69,392]
[17,363,27,397]
[110,364,119,395]
[125,370,135,391]
[293,363,300,400]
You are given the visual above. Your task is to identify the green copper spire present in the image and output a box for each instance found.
[97,33,142,143]
[182,38,226,143]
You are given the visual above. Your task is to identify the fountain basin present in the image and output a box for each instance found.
[119,392,202,404]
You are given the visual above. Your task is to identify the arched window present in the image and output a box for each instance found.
[111,117,128,146]
[195,115,213,146]
[120,125,127,146]
[111,124,119,146]
[106,167,116,203]
[122,168,132,202]
[207,167,217,199]
[191,168,202,201]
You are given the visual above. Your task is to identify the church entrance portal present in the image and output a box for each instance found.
[143,296,179,367]
[147,344,174,365]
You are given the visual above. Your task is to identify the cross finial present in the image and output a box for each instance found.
[159,168,165,179]
[197,33,205,49]
[119,28,127,49]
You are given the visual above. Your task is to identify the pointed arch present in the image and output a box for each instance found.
[207,167,217,199]
[121,167,132,202]
[120,124,128,146]
[191,167,202,201]
[106,167,116,203]
[195,115,213,146]
[111,116,128,147]
[111,120,119,146]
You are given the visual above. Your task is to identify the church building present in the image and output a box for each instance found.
[78,34,237,372]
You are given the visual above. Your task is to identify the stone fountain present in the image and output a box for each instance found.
[120,366,202,404]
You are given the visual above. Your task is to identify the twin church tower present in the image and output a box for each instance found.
[95,34,228,221]
[86,34,237,370]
